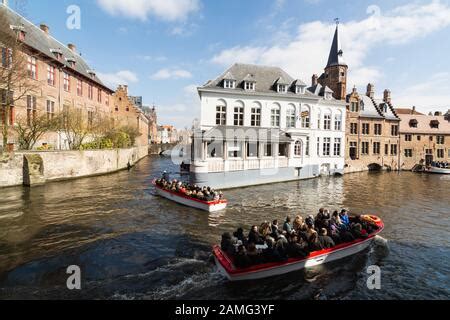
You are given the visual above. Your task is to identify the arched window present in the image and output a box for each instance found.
[295,140,303,156]
[216,99,227,125]
[301,105,310,128]
[286,104,296,128]
[334,111,342,131]
[251,102,261,127]
[271,103,281,127]
[233,100,244,126]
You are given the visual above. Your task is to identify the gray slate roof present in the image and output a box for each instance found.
[200,63,318,97]
[359,95,400,120]
[1,4,113,92]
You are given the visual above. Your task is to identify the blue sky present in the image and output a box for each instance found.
[12,0,450,128]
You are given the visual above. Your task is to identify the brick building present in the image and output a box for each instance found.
[112,85,149,147]
[399,110,450,170]
[0,4,149,149]
[344,85,401,172]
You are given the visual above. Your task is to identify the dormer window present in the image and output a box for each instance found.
[87,70,96,78]
[430,120,440,129]
[278,84,287,93]
[409,119,418,128]
[50,49,63,61]
[295,86,305,94]
[66,58,76,68]
[244,81,255,91]
[10,25,26,41]
[224,79,235,89]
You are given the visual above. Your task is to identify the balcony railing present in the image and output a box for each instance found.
[206,157,289,173]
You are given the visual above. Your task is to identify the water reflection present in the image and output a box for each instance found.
[0,156,449,299]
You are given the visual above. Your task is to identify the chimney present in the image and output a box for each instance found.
[412,106,416,114]
[312,74,318,86]
[67,43,76,53]
[366,83,375,99]
[383,89,391,104]
[40,24,49,35]
[434,111,442,116]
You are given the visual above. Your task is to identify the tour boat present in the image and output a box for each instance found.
[426,166,450,174]
[153,181,228,212]
[213,215,384,281]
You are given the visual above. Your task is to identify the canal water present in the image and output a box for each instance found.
[0,156,448,300]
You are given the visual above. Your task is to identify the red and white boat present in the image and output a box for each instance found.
[153,181,228,213]
[213,216,384,281]
[426,166,450,174]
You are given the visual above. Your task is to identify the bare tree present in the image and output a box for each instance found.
[58,107,112,150]
[14,111,59,150]
[0,6,41,152]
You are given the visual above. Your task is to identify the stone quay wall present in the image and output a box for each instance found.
[0,146,148,188]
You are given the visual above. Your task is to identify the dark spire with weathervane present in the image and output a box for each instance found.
[319,18,348,101]
[326,18,347,68]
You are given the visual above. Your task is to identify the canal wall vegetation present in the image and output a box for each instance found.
[0,146,148,188]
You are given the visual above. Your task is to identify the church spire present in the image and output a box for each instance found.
[326,19,347,68]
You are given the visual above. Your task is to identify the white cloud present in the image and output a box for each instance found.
[96,0,200,21]
[150,68,192,80]
[97,70,139,88]
[394,72,450,112]
[158,84,200,128]
[211,1,450,87]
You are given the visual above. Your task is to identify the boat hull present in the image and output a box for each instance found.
[426,167,450,174]
[214,217,384,281]
[154,185,227,213]
[214,238,373,281]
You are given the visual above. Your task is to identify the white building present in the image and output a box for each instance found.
[190,62,346,189]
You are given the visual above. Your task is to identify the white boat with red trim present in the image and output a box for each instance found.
[213,215,384,281]
[153,181,227,213]
[426,166,450,174]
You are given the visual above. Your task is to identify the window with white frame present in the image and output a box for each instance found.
[234,106,244,126]
[317,137,320,156]
[271,108,280,127]
[251,107,261,127]
[224,80,235,89]
[63,72,70,92]
[301,109,310,128]
[245,82,255,91]
[277,84,287,93]
[286,106,296,128]
[334,138,341,156]
[296,86,305,94]
[46,100,55,120]
[305,137,310,156]
[334,114,342,131]
[27,56,37,80]
[324,114,332,130]
[323,137,331,156]
[294,141,302,156]
[216,105,227,125]
[47,65,55,86]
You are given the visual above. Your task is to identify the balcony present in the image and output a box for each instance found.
[206,157,289,173]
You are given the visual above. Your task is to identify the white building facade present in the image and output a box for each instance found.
[191,63,346,189]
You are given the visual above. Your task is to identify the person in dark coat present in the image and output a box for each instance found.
[270,220,281,240]
[221,232,237,255]
[308,232,323,252]
[234,245,252,269]
[233,228,247,245]
[248,226,265,245]
[262,238,284,263]
[287,235,308,258]
[318,228,335,249]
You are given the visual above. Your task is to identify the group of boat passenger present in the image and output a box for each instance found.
[430,161,449,169]
[221,209,379,269]
[155,174,224,202]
